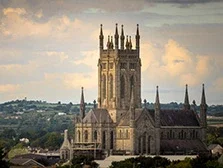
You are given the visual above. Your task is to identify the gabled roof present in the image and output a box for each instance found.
[161,139,207,152]
[82,108,113,123]
[10,158,45,168]
[118,108,154,126]
[60,138,71,150]
[208,144,223,150]
[160,109,200,126]
[118,108,199,127]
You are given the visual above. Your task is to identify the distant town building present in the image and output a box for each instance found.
[60,24,208,160]
[208,144,223,155]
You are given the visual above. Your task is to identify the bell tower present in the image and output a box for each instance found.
[98,24,141,122]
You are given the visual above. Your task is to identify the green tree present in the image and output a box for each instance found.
[0,147,9,168]
[71,155,98,168]
[167,158,192,168]
[1,128,16,139]
[44,132,63,150]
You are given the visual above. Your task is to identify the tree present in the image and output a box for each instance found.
[71,155,98,168]
[44,132,63,150]
[0,147,9,168]
[167,158,192,168]
[0,128,16,139]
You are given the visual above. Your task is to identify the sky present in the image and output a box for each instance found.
[0,0,223,105]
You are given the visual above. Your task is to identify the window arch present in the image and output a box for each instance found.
[181,130,184,139]
[94,130,97,141]
[126,130,129,138]
[196,131,198,139]
[120,75,125,98]
[130,75,134,88]
[192,130,195,139]
[110,131,114,149]
[102,74,106,99]
[77,130,80,142]
[84,130,88,142]
[102,131,106,149]
[119,130,122,138]
[110,74,113,99]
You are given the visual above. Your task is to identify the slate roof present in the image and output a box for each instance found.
[160,110,200,126]
[82,108,113,123]
[118,108,200,127]
[208,144,223,150]
[161,139,207,152]
[12,153,59,166]
[10,158,46,168]
[118,108,149,126]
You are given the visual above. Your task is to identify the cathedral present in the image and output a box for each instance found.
[60,24,208,160]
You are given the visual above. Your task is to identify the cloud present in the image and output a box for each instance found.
[142,39,214,87]
[44,72,97,90]
[3,7,26,15]
[213,77,223,91]
[0,8,95,40]
[74,50,98,70]
[0,84,20,93]
[35,9,43,18]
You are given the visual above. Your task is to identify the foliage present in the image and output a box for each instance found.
[109,155,223,168]
[207,127,223,146]
[206,160,223,168]
[0,147,9,168]
[7,143,29,159]
[110,156,170,168]
[30,132,63,149]
[71,155,98,168]
[167,158,192,168]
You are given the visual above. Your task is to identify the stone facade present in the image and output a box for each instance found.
[60,24,208,160]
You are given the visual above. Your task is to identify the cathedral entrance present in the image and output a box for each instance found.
[138,133,151,155]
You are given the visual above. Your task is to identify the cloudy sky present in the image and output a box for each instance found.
[0,0,223,105]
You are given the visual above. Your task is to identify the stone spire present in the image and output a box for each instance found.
[201,84,207,106]
[107,35,110,49]
[200,84,207,127]
[135,24,140,52]
[60,129,71,160]
[184,84,190,110]
[120,25,125,50]
[200,84,207,143]
[129,36,132,50]
[80,87,85,120]
[93,100,96,109]
[143,99,147,109]
[114,23,119,49]
[155,86,160,128]
[99,24,104,50]
[110,36,114,49]
[125,35,129,49]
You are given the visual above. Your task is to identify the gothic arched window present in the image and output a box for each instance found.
[119,130,122,138]
[120,75,125,98]
[130,75,134,88]
[77,130,80,142]
[94,130,97,141]
[102,131,106,149]
[84,130,88,142]
[110,131,114,149]
[102,74,106,99]
[110,74,113,99]
[126,130,129,138]
[192,130,195,139]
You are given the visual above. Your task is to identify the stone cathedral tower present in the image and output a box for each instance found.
[98,24,141,122]
[60,24,208,160]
